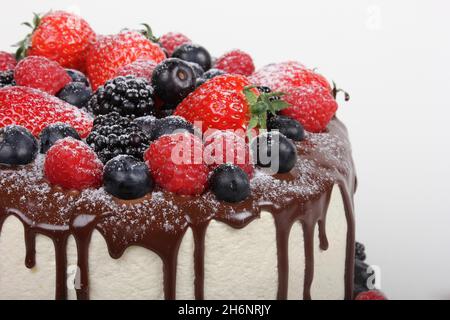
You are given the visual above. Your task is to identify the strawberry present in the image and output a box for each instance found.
[215,50,255,76]
[115,59,157,83]
[159,32,191,56]
[17,11,96,72]
[249,61,331,92]
[0,52,17,71]
[280,85,338,133]
[0,86,93,137]
[355,290,387,300]
[14,56,71,95]
[86,30,166,90]
[175,75,288,133]
[44,137,103,190]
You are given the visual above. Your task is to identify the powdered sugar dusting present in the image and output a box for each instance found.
[0,119,353,244]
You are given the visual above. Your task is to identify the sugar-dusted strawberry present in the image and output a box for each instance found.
[250,61,331,92]
[280,85,338,133]
[86,30,166,90]
[14,56,71,95]
[159,32,191,56]
[145,133,209,195]
[355,290,387,300]
[0,86,92,137]
[44,137,103,190]
[115,59,157,83]
[175,74,288,133]
[17,11,96,72]
[204,131,254,178]
[0,52,17,71]
[215,50,255,76]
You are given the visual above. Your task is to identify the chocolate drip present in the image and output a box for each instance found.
[0,118,356,300]
[70,214,100,300]
[192,223,209,300]
[52,234,69,300]
[23,226,36,269]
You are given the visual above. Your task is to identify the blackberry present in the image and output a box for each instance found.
[355,242,366,261]
[87,76,155,117]
[86,112,152,163]
[0,70,16,88]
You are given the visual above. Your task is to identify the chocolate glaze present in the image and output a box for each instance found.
[0,118,356,300]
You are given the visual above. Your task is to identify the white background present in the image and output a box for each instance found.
[1,0,449,300]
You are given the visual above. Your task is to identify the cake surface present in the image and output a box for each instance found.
[0,118,356,300]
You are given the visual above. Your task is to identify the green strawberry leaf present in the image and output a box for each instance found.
[243,86,290,135]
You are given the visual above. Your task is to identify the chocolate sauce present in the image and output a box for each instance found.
[0,118,356,300]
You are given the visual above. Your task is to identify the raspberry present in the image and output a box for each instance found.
[159,32,192,56]
[280,85,338,133]
[0,52,17,71]
[355,290,387,300]
[14,56,71,95]
[44,137,103,190]
[115,59,157,83]
[145,133,209,195]
[215,50,255,76]
[204,131,254,178]
[250,61,331,92]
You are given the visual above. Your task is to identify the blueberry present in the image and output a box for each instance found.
[151,116,195,140]
[39,123,81,153]
[210,164,251,203]
[66,69,90,87]
[355,242,366,261]
[103,155,154,200]
[172,44,212,71]
[0,125,38,165]
[187,62,205,78]
[152,58,196,105]
[196,69,226,87]
[57,82,93,108]
[268,116,305,141]
[251,132,297,174]
[134,115,158,137]
[203,68,226,80]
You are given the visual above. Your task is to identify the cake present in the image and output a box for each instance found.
[0,10,367,300]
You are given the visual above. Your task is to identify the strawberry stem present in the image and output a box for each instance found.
[332,81,350,101]
[243,86,289,138]
[140,23,159,43]
[14,12,42,60]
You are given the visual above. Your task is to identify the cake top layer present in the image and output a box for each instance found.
[0,118,354,248]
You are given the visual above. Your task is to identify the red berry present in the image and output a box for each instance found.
[0,86,93,138]
[145,133,209,196]
[115,59,157,83]
[204,131,254,178]
[0,52,17,71]
[174,74,253,132]
[25,11,96,72]
[44,137,103,190]
[355,290,387,300]
[159,32,191,56]
[250,61,331,92]
[86,31,166,90]
[14,56,72,95]
[280,85,338,133]
[215,50,255,76]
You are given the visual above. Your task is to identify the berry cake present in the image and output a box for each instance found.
[0,11,361,300]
